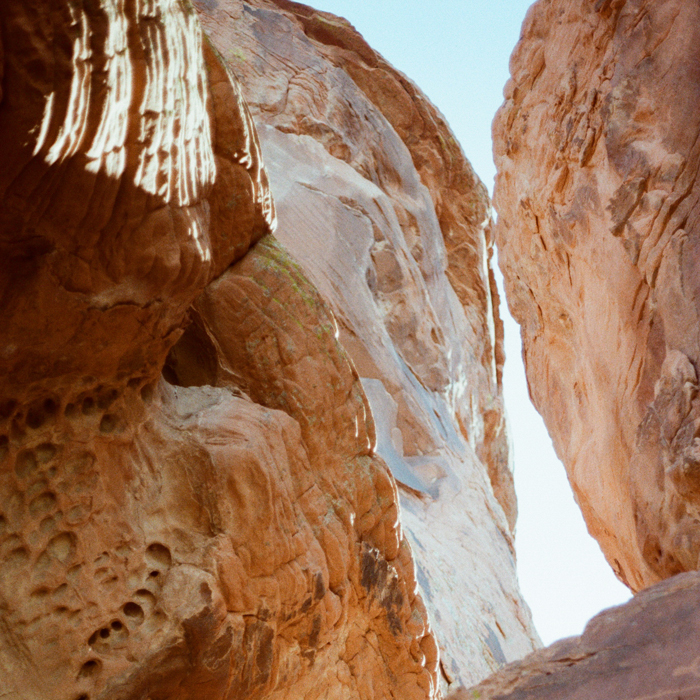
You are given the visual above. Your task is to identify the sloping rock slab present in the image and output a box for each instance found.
[450,571,700,700]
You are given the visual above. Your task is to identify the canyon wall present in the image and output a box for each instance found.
[0,1,440,698]
[192,0,538,688]
[493,0,700,591]
[443,0,700,697]
[0,0,539,698]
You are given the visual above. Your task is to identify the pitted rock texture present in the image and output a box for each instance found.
[0,1,438,699]
[449,571,700,700]
[493,0,700,590]
[193,0,539,689]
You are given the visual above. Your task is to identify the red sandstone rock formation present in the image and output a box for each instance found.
[0,1,440,698]
[450,570,700,700]
[493,0,700,591]
[191,0,538,688]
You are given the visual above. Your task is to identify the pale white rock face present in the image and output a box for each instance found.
[259,123,539,687]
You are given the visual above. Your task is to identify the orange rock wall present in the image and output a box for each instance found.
[494,0,700,591]
[0,1,439,698]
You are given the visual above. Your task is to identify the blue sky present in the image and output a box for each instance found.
[309,0,631,645]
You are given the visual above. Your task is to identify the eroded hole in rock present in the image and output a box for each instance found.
[134,589,157,611]
[99,415,117,433]
[67,452,95,477]
[39,514,61,535]
[26,479,49,499]
[127,377,141,390]
[123,601,144,623]
[140,384,155,403]
[30,586,50,599]
[0,400,17,422]
[26,398,57,430]
[29,492,57,517]
[35,443,57,464]
[0,435,8,461]
[78,659,101,679]
[46,532,77,563]
[15,450,38,479]
[366,265,378,293]
[10,417,25,442]
[163,314,218,387]
[87,619,129,651]
[5,547,29,570]
[53,583,71,599]
[66,504,89,525]
[145,543,172,571]
[96,388,118,410]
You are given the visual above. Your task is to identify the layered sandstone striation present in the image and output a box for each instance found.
[193,0,538,687]
[493,0,700,590]
[451,570,700,700]
[0,1,441,698]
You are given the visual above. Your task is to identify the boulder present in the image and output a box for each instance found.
[450,571,700,700]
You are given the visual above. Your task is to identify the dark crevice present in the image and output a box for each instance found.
[163,309,219,387]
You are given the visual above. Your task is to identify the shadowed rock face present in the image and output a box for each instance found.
[493,0,700,591]
[190,0,539,688]
[0,0,273,399]
[451,570,700,700]
[0,1,440,698]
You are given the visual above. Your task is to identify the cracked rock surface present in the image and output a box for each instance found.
[493,0,700,591]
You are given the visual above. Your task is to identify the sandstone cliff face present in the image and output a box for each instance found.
[192,0,539,687]
[493,0,700,591]
[0,2,441,698]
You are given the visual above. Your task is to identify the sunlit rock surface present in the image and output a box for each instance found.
[0,1,439,698]
[493,0,700,591]
[450,570,700,700]
[0,0,272,396]
[193,0,539,688]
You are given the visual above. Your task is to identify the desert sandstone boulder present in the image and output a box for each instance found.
[450,570,700,700]
[192,0,539,687]
[0,1,440,698]
[494,0,700,591]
